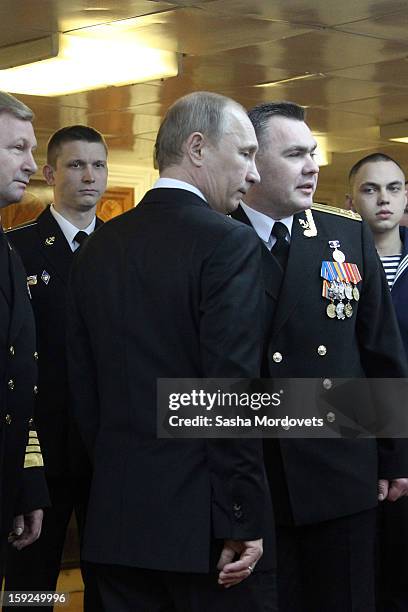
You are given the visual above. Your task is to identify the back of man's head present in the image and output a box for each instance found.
[348,153,403,185]
[154,91,245,172]
[47,125,107,168]
[0,90,33,121]
[248,101,305,150]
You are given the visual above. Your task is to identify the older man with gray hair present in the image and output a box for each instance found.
[67,91,276,611]
[0,91,48,575]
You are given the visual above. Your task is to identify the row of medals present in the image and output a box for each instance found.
[326,280,360,320]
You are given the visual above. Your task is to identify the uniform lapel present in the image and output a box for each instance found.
[7,241,28,343]
[393,227,408,289]
[270,210,328,338]
[36,207,73,284]
[232,204,282,301]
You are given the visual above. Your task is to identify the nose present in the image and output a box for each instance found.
[247,158,260,185]
[23,150,38,176]
[83,165,95,183]
[378,187,389,204]
[303,154,319,176]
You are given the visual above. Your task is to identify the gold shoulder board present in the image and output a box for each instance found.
[311,202,362,221]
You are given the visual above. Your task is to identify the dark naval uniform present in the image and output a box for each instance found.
[0,227,48,574]
[378,225,408,611]
[232,203,408,612]
[4,206,102,598]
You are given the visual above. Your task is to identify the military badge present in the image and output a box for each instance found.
[41,270,51,285]
[298,209,317,237]
[45,236,55,246]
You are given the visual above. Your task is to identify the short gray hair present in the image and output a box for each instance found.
[154,91,244,172]
[0,90,34,121]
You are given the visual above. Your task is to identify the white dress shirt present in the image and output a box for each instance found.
[152,178,207,203]
[50,204,96,252]
[240,201,293,250]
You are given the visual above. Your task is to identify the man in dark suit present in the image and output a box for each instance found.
[232,101,408,612]
[67,91,276,611]
[0,91,49,574]
[5,125,107,604]
[347,153,408,611]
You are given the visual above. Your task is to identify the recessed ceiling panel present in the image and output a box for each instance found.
[200,0,408,27]
[211,30,408,73]
[335,7,408,41]
[329,57,408,88]
[329,94,408,124]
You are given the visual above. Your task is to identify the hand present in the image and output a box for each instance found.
[8,509,43,550]
[378,478,408,502]
[217,538,263,588]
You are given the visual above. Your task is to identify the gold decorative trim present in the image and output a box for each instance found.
[312,202,362,221]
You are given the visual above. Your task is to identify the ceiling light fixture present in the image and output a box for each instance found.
[313,135,332,167]
[0,33,178,96]
[254,72,325,88]
[380,121,408,143]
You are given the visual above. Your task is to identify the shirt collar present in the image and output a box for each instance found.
[240,201,293,245]
[50,204,96,251]
[153,178,207,203]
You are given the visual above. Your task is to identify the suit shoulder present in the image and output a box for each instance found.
[311,202,362,222]
[199,209,258,242]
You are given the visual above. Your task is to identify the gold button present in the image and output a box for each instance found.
[323,378,332,390]
[33,385,38,395]
[9,346,15,356]
[8,379,14,390]
[33,351,38,361]
[273,352,283,363]
[5,414,12,425]
[28,418,34,427]
[326,411,335,423]
[317,345,327,356]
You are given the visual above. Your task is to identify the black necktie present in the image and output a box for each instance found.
[74,231,89,250]
[270,222,290,271]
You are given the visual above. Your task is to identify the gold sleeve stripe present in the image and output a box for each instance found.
[24,453,44,468]
[25,445,41,453]
[24,429,44,468]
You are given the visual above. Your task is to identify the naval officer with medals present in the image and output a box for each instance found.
[231,101,408,612]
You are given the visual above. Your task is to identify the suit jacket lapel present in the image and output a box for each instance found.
[271,210,328,338]
[37,207,73,284]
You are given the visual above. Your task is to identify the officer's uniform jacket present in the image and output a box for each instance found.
[232,203,408,526]
[6,206,102,480]
[0,229,48,545]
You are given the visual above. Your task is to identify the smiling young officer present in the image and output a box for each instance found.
[5,125,107,607]
[347,153,408,611]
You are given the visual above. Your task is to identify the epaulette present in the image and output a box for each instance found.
[5,219,38,233]
[311,202,362,221]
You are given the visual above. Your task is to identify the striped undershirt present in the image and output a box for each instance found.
[380,254,401,289]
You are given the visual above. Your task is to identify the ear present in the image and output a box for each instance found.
[43,164,56,186]
[344,194,355,212]
[185,132,205,167]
